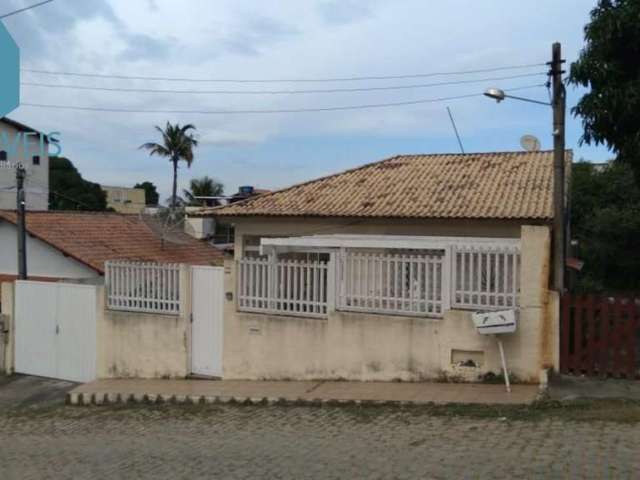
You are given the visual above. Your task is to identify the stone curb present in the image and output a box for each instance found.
[66,392,438,407]
[66,392,534,407]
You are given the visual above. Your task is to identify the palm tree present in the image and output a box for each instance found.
[184,176,224,206]
[140,122,198,208]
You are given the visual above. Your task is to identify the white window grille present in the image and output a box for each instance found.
[238,237,522,319]
[452,245,520,310]
[105,261,181,314]
[238,257,330,318]
[337,250,445,317]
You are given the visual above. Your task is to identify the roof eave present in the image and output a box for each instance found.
[204,212,553,222]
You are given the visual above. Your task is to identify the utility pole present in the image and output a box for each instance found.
[550,42,566,293]
[16,165,27,280]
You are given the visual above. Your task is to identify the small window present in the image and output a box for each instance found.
[32,155,40,165]
[0,151,7,161]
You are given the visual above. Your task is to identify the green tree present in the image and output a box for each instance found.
[134,181,159,206]
[140,122,198,208]
[571,161,640,292]
[569,0,640,180]
[183,176,224,206]
[49,157,108,211]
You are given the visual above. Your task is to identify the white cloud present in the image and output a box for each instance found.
[199,130,269,147]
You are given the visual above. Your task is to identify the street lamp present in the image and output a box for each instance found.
[485,42,567,293]
[484,88,506,102]
[483,88,551,107]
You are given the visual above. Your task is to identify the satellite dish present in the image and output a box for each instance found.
[520,135,541,152]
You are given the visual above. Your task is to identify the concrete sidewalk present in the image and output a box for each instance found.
[69,379,540,406]
[549,374,640,401]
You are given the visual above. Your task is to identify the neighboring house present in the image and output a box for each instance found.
[184,206,217,240]
[0,210,223,282]
[0,118,49,211]
[102,185,146,214]
[184,185,269,243]
[202,150,571,383]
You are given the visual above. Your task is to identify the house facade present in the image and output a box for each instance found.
[204,151,569,383]
[102,185,146,214]
[0,118,50,211]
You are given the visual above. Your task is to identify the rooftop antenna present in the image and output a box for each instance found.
[446,106,465,154]
[139,206,192,249]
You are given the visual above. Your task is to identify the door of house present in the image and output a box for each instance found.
[191,266,224,377]
[14,281,98,382]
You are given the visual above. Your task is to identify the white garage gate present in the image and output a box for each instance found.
[14,281,98,383]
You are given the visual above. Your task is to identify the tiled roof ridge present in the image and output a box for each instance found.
[208,149,561,214]
[206,154,405,212]
[204,149,571,220]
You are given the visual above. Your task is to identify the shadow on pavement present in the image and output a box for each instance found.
[0,374,77,409]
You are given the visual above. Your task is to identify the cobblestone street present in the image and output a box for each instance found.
[1,403,639,479]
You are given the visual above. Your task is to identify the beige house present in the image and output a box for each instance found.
[202,150,570,383]
[103,185,146,213]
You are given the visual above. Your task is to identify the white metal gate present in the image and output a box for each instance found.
[14,281,98,382]
[191,266,224,377]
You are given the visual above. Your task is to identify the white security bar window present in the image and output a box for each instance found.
[240,236,521,319]
[337,250,445,317]
[452,245,520,310]
[106,261,181,314]
[238,256,330,318]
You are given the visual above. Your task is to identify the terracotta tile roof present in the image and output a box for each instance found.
[204,150,570,220]
[0,211,223,274]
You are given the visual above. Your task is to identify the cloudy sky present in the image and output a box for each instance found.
[3,0,609,202]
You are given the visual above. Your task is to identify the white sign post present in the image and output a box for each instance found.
[472,309,518,393]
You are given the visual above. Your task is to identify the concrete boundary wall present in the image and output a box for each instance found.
[222,225,553,383]
[97,308,189,379]
[97,265,191,379]
[1,265,193,380]
[0,282,14,374]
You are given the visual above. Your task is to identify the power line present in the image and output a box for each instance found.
[28,184,141,226]
[21,62,547,84]
[20,72,546,95]
[0,0,54,19]
[20,84,546,115]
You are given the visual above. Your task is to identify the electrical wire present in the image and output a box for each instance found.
[0,0,54,19]
[20,72,547,95]
[20,84,547,115]
[27,186,144,227]
[21,62,547,84]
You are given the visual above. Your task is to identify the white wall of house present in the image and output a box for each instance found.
[0,120,49,211]
[0,222,99,279]
[184,215,216,240]
[221,218,554,383]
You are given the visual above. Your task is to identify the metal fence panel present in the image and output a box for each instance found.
[106,261,181,314]
[238,257,329,318]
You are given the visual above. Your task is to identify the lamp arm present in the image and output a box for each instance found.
[502,94,551,106]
